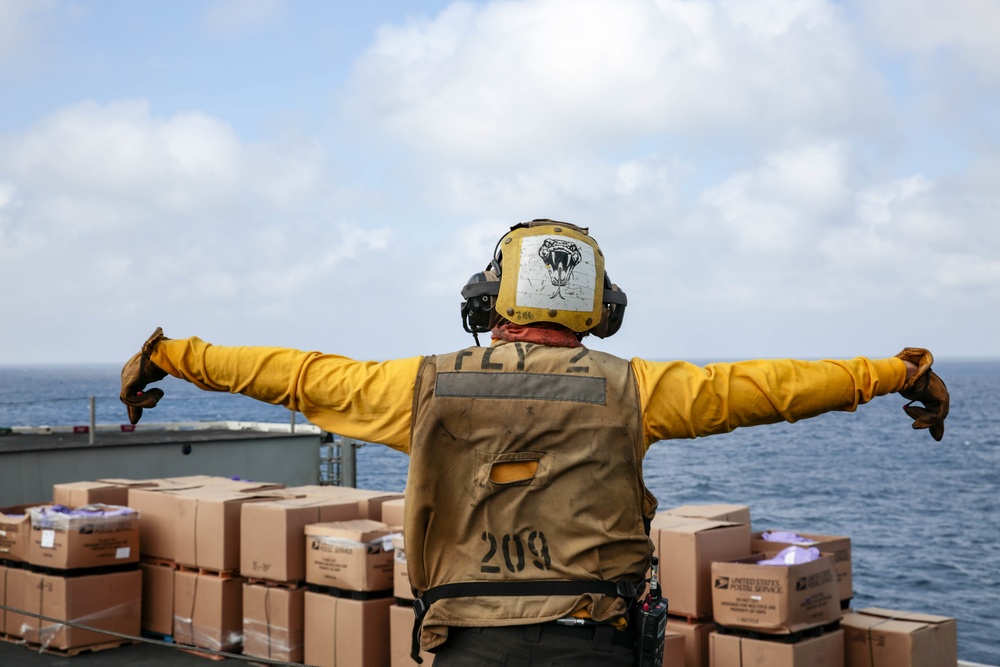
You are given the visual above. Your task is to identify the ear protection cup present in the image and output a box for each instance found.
[460,270,500,335]
[590,275,627,339]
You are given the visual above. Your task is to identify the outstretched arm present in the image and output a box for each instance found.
[121,329,421,452]
[633,351,947,449]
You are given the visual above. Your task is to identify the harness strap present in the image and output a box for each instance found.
[409,579,638,663]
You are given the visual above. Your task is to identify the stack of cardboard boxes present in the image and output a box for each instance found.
[650,503,754,667]
[239,485,403,666]
[2,482,960,666]
[1,480,142,655]
[124,475,288,655]
[380,498,437,666]
[645,502,958,667]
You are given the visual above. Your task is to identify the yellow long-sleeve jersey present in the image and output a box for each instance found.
[151,337,906,455]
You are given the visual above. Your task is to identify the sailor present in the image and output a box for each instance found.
[121,219,949,666]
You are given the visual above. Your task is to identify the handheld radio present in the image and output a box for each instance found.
[634,556,669,667]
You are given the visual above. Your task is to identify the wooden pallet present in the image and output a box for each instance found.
[177,564,241,579]
[10,637,136,657]
[141,556,181,570]
[176,643,233,661]
[246,577,305,589]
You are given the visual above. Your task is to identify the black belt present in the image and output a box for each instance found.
[536,621,636,649]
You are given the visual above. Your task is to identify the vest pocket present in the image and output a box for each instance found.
[474,450,554,500]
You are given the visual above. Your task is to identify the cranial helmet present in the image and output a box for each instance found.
[461,220,627,342]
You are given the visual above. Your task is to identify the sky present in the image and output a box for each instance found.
[1,0,998,365]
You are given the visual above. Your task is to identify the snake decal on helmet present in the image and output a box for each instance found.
[461,220,627,342]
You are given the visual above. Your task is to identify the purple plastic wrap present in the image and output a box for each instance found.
[757,545,821,566]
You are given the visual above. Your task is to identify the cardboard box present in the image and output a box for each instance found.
[663,631,685,667]
[305,520,396,592]
[390,602,434,665]
[287,486,404,522]
[53,480,150,508]
[393,534,413,600]
[0,563,6,631]
[304,591,393,667]
[4,568,141,649]
[128,483,201,561]
[173,569,246,651]
[141,560,176,636]
[711,553,841,634]
[753,530,852,603]
[243,582,306,663]
[651,515,751,619]
[382,497,406,528]
[240,496,361,583]
[710,629,845,667]
[173,488,274,573]
[0,503,37,563]
[27,504,140,570]
[4,567,27,638]
[663,504,751,525]
[841,607,957,667]
[666,616,715,667]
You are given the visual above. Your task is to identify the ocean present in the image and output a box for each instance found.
[1,359,997,664]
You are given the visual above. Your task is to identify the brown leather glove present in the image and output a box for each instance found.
[895,347,949,441]
[120,327,169,424]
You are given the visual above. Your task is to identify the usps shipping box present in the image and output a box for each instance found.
[662,504,751,525]
[710,629,845,667]
[305,519,396,592]
[711,553,841,634]
[27,504,139,570]
[173,569,246,652]
[841,607,957,667]
[140,560,176,636]
[243,582,306,663]
[651,514,751,619]
[240,496,361,583]
[752,530,853,604]
[390,602,435,665]
[5,568,141,650]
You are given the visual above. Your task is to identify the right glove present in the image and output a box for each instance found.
[895,347,950,442]
[120,327,169,425]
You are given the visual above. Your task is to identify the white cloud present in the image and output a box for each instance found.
[347,0,886,162]
[0,100,391,358]
[698,141,850,253]
[865,0,1000,81]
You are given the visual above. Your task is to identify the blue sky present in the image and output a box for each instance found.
[1,0,998,364]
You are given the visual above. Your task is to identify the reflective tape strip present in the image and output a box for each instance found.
[436,372,606,404]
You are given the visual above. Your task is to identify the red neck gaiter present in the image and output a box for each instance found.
[491,322,583,348]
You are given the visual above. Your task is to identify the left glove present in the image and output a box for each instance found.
[895,347,949,442]
[120,327,169,425]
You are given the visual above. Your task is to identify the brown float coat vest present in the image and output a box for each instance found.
[405,342,657,651]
